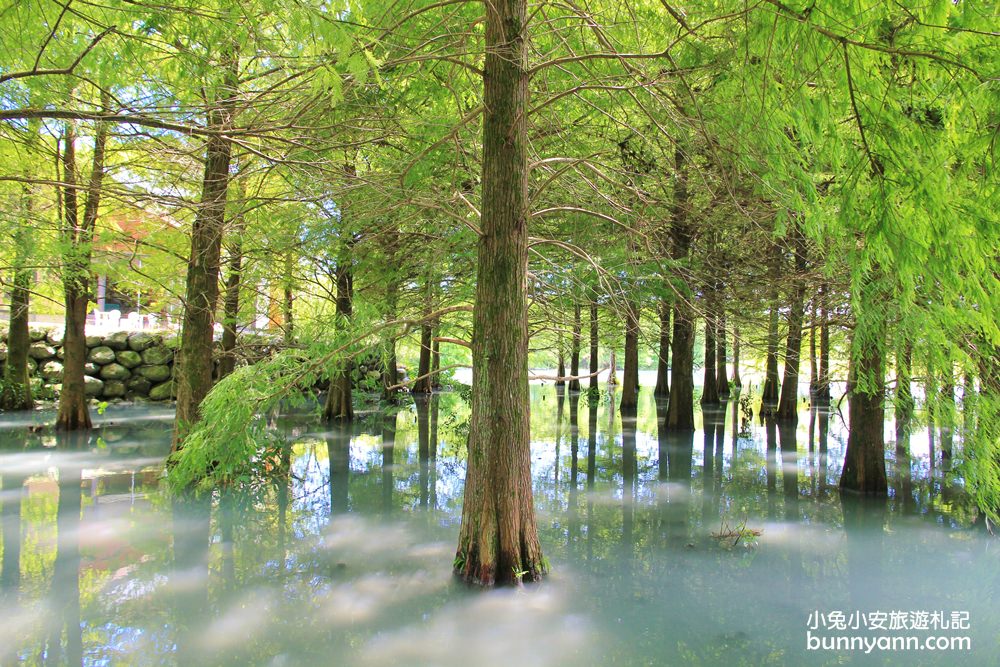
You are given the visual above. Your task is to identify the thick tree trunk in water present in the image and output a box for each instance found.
[620,301,640,412]
[413,322,433,393]
[776,227,807,422]
[665,147,694,430]
[654,299,670,397]
[456,0,543,585]
[1,182,34,410]
[701,314,719,404]
[57,108,108,431]
[716,310,729,398]
[589,299,599,390]
[840,326,888,495]
[323,250,354,421]
[569,303,582,391]
[174,73,236,448]
[732,327,742,388]
[761,303,781,403]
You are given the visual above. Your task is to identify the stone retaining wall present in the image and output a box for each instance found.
[0,328,179,401]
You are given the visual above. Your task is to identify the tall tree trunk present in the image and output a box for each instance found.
[1,174,35,410]
[701,311,719,404]
[323,243,354,421]
[620,301,640,412]
[382,286,400,402]
[282,250,295,344]
[216,222,243,380]
[173,66,236,448]
[895,341,913,455]
[817,283,831,402]
[761,303,781,403]
[431,338,442,389]
[556,335,566,387]
[654,299,670,397]
[716,309,729,398]
[776,225,807,421]
[455,0,543,585]
[413,277,434,393]
[665,147,694,430]
[840,276,888,495]
[732,326,742,389]
[569,302,582,390]
[808,300,819,396]
[588,298,599,390]
[57,103,108,431]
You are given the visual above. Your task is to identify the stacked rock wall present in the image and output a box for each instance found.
[1,328,177,401]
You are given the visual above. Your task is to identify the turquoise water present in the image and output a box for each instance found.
[0,387,995,666]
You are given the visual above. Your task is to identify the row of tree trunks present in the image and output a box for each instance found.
[776,223,807,422]
[455,0,543,586]
[57,96,109,432]
[665,146,695,430]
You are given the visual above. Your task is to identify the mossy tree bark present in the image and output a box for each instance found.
[569,302,582,391]
[323,239,354,421]
[57,101,108,432]
[173,70,236,448]
[1,173,35,411]
[665,147,694,430]
[455,0,543,586]
[217,203,245,381]
[776,225,807,422]
[654,299,670,397]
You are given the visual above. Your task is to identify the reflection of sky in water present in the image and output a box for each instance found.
[0,386,995,666]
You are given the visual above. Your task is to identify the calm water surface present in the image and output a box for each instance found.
[0,387,996,666]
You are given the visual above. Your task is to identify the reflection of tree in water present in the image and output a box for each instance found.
[47,433,86,666]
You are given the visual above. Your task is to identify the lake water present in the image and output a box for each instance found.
[0,386,995,666]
